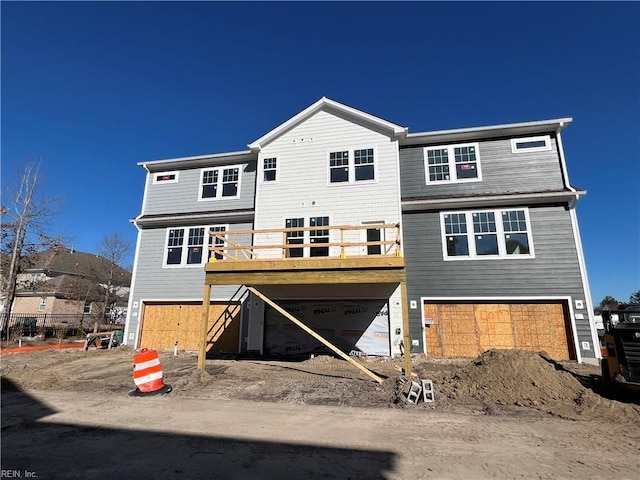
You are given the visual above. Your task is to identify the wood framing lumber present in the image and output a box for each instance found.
[198,283,212,370]
[247,286,385,384]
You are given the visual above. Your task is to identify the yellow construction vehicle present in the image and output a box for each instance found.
[600,304,640,394]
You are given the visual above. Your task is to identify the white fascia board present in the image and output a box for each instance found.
[401,190,585,211]
[402,118,573,146]
[134,210,254,228]
[138,150,255,171]
[248,97,407,151]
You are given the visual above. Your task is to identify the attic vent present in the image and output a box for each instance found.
[292,137,315,144]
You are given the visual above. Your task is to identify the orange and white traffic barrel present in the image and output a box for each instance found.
[131,348,172,395]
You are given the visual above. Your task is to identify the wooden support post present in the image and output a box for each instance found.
[247,286,384,384]
[198,283,212,371]
[400,280,412,379]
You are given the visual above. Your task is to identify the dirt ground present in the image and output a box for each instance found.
[1,344,640,478]
[1,344,638,421]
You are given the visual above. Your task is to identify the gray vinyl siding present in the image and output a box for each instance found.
[143,161,257,216]
[126,222,253,341]
[402,205,595,359]
[400,136,565,199]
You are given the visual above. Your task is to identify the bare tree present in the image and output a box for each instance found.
[95,233,133,318]
[1,161,63,335]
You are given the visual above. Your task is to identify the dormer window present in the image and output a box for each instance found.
[424,143,481,184]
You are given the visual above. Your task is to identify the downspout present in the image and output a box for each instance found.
[123,164,150,348]
[557,128,600,361]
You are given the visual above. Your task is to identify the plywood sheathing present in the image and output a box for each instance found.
[424,302,570,360]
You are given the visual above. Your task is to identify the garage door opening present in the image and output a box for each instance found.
[139,302,241,353]
[423,300,575,361]
[264,299,390,357]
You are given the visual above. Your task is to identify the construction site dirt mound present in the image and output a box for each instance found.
[408,349,640,423]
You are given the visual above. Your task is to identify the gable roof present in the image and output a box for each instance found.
[248,97,408,151]
[24,247,132,287]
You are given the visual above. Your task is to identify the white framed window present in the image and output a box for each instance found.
[285,218,304,258]
[83,300,92,314]
[329,151,350,183]
[328,148,376,184]
[440,208,534,260]
[263,158,277,182]
[164,225,228,267]
[283,216,330,257]
[511,135,552,153]
[153,171,179,184]
[208,226,227,261]
[424,143,481,184]
[199,165,241,200]
[39,297,47,311]
[354,149,375,181]
[309,216,330,257]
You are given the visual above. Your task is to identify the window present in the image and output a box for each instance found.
[153,171,179,184]
[511,135,551,153]
[200,166,241,200]
[441,208,533,260]
[39,297,47,311]
[354,149,375,181]
[285,218,304,258]
[83,300,92,314]
[164,225,228,267]
[366,227,382,255]
[187,227,206,264]
[166,228,184,265]
[309,217,329,257]
[424,143,481,184]
[208,226,227,261]
[329,148,375,183]
[329,151,349,183]
[263,158,277,182]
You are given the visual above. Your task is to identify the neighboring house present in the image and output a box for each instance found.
[125,98,598,364]
[5,247,132,321]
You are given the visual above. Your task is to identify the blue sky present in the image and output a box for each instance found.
[2,1,638,305]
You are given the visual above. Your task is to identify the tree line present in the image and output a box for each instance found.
[597,291,640,311]
[1,161,133,331]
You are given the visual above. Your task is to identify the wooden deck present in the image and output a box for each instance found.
[199,223,412,378]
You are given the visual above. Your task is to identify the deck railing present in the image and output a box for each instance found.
[208,223,402,261]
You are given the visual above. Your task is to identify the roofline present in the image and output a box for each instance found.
[138,150,255,171]
[401,118,573,146]
[248,97,408,151]
[401,189,585,211]
[132,209,255,228]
